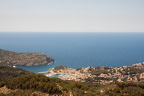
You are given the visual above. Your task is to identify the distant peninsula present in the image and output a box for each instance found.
[0,49,54,66]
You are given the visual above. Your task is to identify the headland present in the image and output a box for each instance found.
[0,49,54,66]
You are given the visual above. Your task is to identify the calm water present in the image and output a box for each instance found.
[0,32,144,73]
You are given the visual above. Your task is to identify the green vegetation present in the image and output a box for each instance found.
[1,67,144,95]
[104,82,144,96]
[0,74,99,96]
[54,65,68,70]
[0,66,33,82]
[91,70,108,76]
[122,67,144,75]
[5,74,62,95]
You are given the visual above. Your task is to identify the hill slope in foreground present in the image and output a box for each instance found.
[1,67,144,96]
[0,49,54,66]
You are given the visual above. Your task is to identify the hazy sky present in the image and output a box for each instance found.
[0,0,144,32]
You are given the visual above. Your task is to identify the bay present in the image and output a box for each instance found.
[0,32,144,73]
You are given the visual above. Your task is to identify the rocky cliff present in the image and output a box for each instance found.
[0,49,54,66]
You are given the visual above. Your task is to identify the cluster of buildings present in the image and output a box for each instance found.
[44,63,144,84]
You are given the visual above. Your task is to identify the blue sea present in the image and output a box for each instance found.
[0,32,144,73]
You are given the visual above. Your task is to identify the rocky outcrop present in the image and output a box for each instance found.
[0,49,54,66]
[0,86,12,95]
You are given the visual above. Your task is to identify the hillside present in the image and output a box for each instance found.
[0,74,98,96]
[0,66,33,82]
[0,65,144,95]
[1,72,144,96]
[0,49,54,66]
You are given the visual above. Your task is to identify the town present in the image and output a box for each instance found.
[41,63,144,84]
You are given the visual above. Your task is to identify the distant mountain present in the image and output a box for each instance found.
[0,49,54,66]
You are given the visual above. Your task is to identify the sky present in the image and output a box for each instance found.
[0,0,144,32]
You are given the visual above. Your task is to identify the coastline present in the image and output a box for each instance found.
[38,62,144,84]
